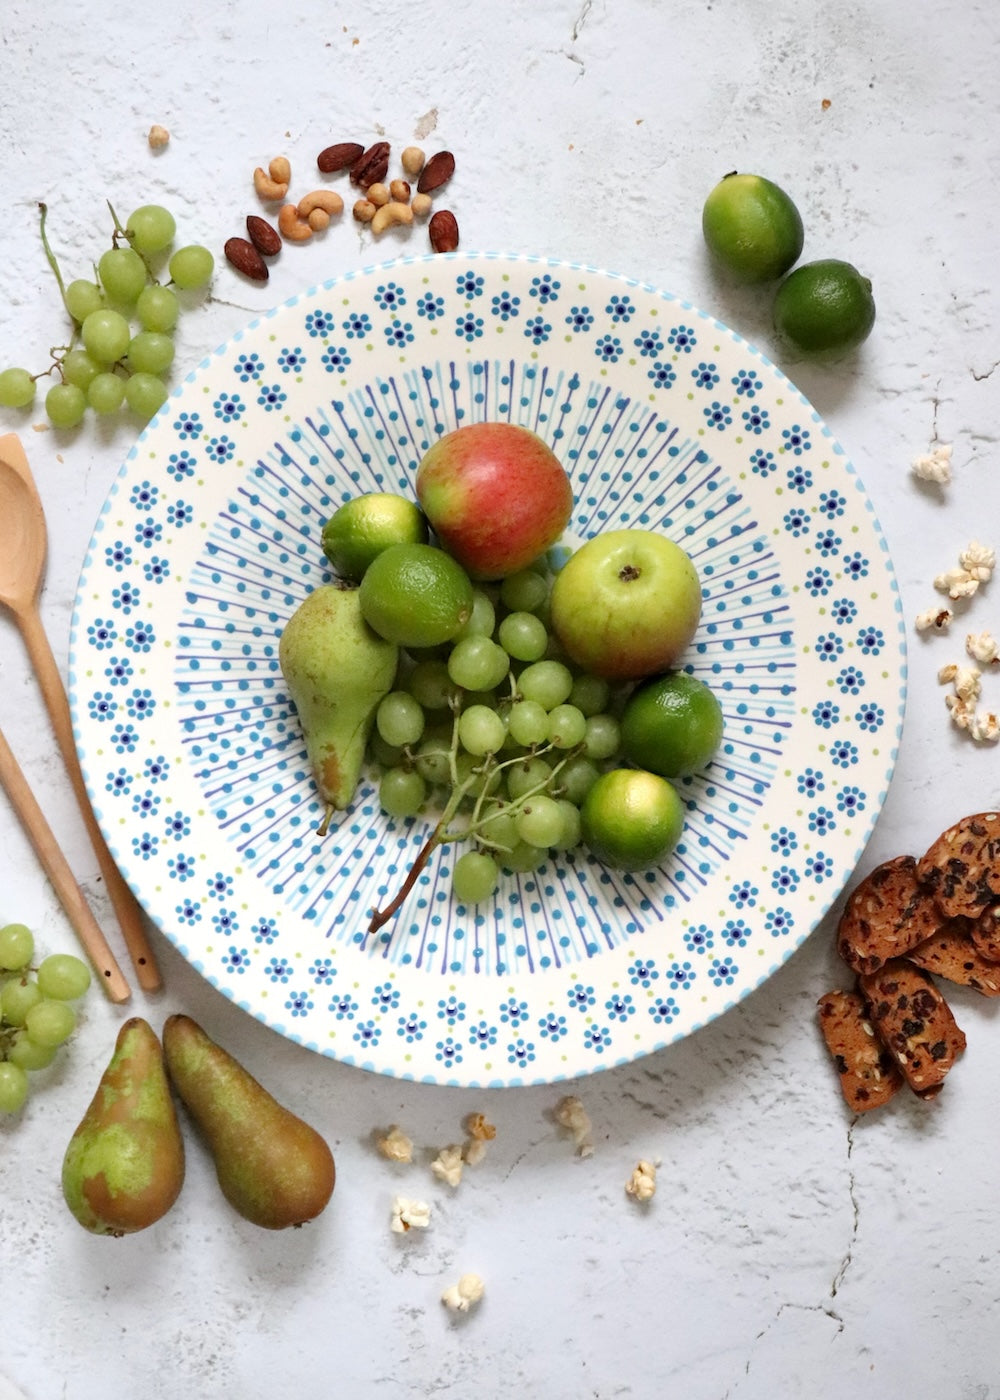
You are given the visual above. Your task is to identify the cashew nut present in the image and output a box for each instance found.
[277,203,313,242]
[269,155,291,185]
[254,166,289,201]
[370,201,415,235]
[297,189,344,219]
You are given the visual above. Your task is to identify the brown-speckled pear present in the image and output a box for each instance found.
[61,1017,185,1236]
[278,581,398,832]
[162,1014,335,1230]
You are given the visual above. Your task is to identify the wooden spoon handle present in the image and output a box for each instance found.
[0,726,130,1002]
[15,605,162,992]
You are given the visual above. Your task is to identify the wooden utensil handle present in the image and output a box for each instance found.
[16,605,162,991]
[0,727,130,1002]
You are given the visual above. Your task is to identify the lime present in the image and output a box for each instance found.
[359,542,474,648]
[322,492,429,581]
[772,258,876,356]
[620,672,724,779]
[580,768,685,872]
[702,172,804,284]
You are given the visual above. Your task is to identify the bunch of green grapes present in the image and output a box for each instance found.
[0,922,92,1114]
[0,202,214,429]
[368,561,628,909]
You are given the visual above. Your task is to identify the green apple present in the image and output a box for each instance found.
[549,528,702,680]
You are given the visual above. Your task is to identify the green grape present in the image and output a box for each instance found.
[518,659,573,710]
[81,307,131,363]
[497,611,548,662]
[168,243,214,290]
[407,657,460,710]
[0,1062,29,1114]
[583,712,622,761]
[7,1029,58,1071]
[23,998,76,1048]
[45,382,86,429]
[0,367,37,408]
[455,753,502,802]
[127,204,176,254]
[36,953,91,1001]
[547,703,587,749]
[448,636,507,691]
[98,245,148,304]
[505,755,552,801]
[452,850,499,904]
[126,331,175,376]
[0,975,42,1027]
[569,674,612,717]
[376,691,425,748]
[369,731,404,768]
[476,804,519,851]
[500,568,549,613]
[64,279,104,323]
[136,282,179,332]
[501,840,547,873]
[507,699,550,748]
[379,767,427,818]
[458,705,506,757]
[87,372,126,414]
[414,738,453,786]
[0,922,34,971]
[554,754,600,804]
[61,349,102,391]
[551,798,583,851]
[515,794,565,848]
[454,589,496,640]
[124,372,168,420]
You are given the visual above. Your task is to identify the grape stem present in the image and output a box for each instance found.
[38,202,71,319]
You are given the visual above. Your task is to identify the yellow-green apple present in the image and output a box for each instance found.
[414,422,573,580]
[549,528,702,680]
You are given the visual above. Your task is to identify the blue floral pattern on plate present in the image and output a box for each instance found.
[68,252,906,1088]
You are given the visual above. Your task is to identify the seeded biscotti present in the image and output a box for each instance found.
[858,959,967,1098]
[916,811,1000,919]
[906,919,1000,996]
[836,854,944,975]
[816,988,904,1111]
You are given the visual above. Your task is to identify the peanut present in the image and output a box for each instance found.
[353,199,376,223]
[366,182,390,208]
[307,209,331,231]
[254,166,289,201]
[269,155,291,185]
[411,192,433,219]
[371,201,414,235]
[147,124,170,150]
[401,145,425,176]
[277,203,313,242]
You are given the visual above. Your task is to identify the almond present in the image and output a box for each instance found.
[417,150,455,194]
[245,214,282,257]
[317,141,365,174]
[428,209,459,254]
[224,236,269,282]
[350,141,391,189]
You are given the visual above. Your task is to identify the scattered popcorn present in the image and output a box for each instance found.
[969,709,1000,744]
[441,1272,485,1313]
[911,442,953,484]
[463,1138,489,1167]
[915,606,953,633]
[935,567,981,600]
[967,631,1000,665]
[376,1125,414,1164]
[625,1159,658,1203]
[461,1111,496,1166]
[553,1095,594,1158]
[952,665,982,703]
[935,542,996,600]
[390,1196,431,1233]
[431,1144,464,1188]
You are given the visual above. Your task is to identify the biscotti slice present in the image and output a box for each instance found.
[906,919,1000,997]
[916,811,1000,919]
[836,855,944,975]
[858,959,967,1098]
[969,903,1000,962]
[816,988,904,1112]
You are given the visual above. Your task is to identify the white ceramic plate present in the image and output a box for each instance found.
[69,252,906,1086]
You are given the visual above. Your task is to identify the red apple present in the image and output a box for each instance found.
[414,422,573,580]
[549,528,702,680]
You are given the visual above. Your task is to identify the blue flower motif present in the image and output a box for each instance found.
[732,369,763,397]
[331,993,358,1018]
[750,448,776,475]
[469,1020,497,1049]
[805,566,833,596]
[816,529,843,557]
[126,689,155,721]
[797,767,825,797]
[787,465,813,493]
[344,311,372,338]
[456,312,484,342]
[372,982,400,1011]
[88,619,117,649]
[222,945,250,974]
[669,960,696,990]
[286,991,313,1018]
[129,481,158,510]
[131,832,158,861]
[783,507,809,537]
[782,424,811,455]
[683,924,714,955]
[837,785,867,816]
[857,626,884,655]
[809,806,836,836]
[741,406,771,435]
[605,293,634,322]
[491,292,521,320]
[88,692,116,723]
[807,852,834,882]
[842,551,870,582]
[829,738,860,768]
[206,435,235,464]
[174,412,202,439]
[836,666,865,695]
[650,996,679,1024]
[531,274,561,303]
[305,309,335,337]
[353,1019,381,1048]
[499,997,528,1027]
[766,907,794,937]
[566,305,594,333]
[723,920,752,948]
[375,282,405,311]
[143,756,170,783]
[830,597,857,626]
[212,908,239,935]
[815,632,845,663]
[397,1012,426,1043]
[415,294,444,320]
[252,917,278,944]
[770,826,798,855]
[309,958,335,984]
[167,499,194,528]
[709,957,738,986]
[703,401,732,431]
[104,541,132,572]
[584,1025,612,1054]
[692,360,719,388]
[538,1012,568,1040]
[175,899,200,925]
[595,334,622,362]
[167,852,197,882]
[134,517,162,550]
[820,490,846,519]
[267,958,292,984]
[435,1036,463,1066]
[257,383,286,412]
[772,865,800,896]
[507,1037,536,1066]
[125,621,155,652]
[629,959,659,987]
[568,983,596,1012]
[112,723,138,753]
[384,320,415,349]
[635,328,664,358]
[668,324,696,352]
[456,272,484,299]
[108,768,132,796]
[164,811,190,840]
[648,361,677,389]
[605,992,635,1021]
[277,347,305,374]
[321,345,352,373]
[130,789,159,818]
[729,882,759,910]
[856,702,885,731]
[233,351,262,379]
[437,995,466,1024]
[525,316,551,345]
[142,556,169,585]
[213,392,244,422]
[812,699,840,727]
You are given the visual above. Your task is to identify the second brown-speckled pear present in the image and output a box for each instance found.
[162,1014,335,1230]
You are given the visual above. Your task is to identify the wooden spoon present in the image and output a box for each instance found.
[0,433,161,991]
